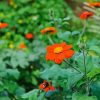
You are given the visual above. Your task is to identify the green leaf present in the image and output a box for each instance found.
[74,53,94,72]
[41,65,68,80]
[91,81,100,100]
[72,92,97,100]
[41,65,83,88]
[4,80,18,94]
[15,87,25,96]
[0,59,6,71]
[0,97,10,100]
[87,68,100,79]
[32,77,38,85]
[6,69,20,79]
[72,31,80,35]
[21,89,39,100]
[10,57,18,68]
[89,46,100,55]
[57,31,71,41]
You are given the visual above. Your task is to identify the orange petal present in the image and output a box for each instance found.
[64,45,72,51]
[46,46,55,53]
[60,42,72,50]
[39,84,45,89]
[54,53,65,64]
[46,53,56,61]
[44,87,50,92]
[64,50,75,58]
[49,86,55,91]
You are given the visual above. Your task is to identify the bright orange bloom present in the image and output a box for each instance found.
[44,86,55,92]
[80,11,93,20]
[39,80,55,92]
[19,43,26,49]
[90,2,100,7]
[0,22,9,29]
[25,33,34,39]
[40,27,57,34]
[46,42,74,64]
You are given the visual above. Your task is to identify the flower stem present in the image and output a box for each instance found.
[77,20,87,45]
[64,59,81,73]
[82,48,90,95]
[47,35,54,44]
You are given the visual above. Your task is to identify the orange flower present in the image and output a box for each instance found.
[19,43,26,49]
[90,2,100,7]
[25,33,34,39]
[80,11,93,20]
[40,27,57,34]
[44,86,55,92]
[46,42,74,64]
[0,22,9,29]
[39,80,55,92]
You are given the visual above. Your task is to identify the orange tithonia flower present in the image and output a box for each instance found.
[90,2,100,7]
[19,43,26,49]
[80,11,93,20]
[46,42,75,64]
[25,33,34,39]
[40,27,57,34]
[39,80,55,92]
[0,22,9,29]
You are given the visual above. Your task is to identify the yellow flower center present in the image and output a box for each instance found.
[9,44,14,49]
[54,47,63,54]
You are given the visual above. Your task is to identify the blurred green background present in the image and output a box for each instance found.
[0,0,100,100]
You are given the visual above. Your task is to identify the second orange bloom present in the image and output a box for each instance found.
[40,27,57,34]
[46,42,74,64]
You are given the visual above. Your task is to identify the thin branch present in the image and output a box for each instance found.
[64,59,82,73]
[77,20,87,45]
[82,48,90,95]
[47,35,54,44]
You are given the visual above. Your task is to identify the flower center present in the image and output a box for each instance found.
[54,47,63,54]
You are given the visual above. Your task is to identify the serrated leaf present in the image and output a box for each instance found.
[41,65,83,88]
[89,46,100,55]
[72,31,80,35]
[21,89,39,100]
[6,69,20,79]
[72,92,97,100]
[87,68,100,79]
[57,31,71,41]
[0,97,10,100]
[91,81,100,100]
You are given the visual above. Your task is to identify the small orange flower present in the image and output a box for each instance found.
[46,42,74,64]
[19,43,26,49]
[0,22,9,29]
[39,80,55,92]
[25,33,34,39]
[90,2,100,7]
[40,27,57,34]
[44,86,55,92]
[80,11,93,20]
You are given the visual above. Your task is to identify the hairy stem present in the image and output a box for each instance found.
[77,20,87,45]
[82,48,90,95]
[47,35,54,44]
[64,59,81,73]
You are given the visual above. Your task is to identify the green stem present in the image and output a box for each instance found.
[47,35,54,44]
[82,48,90,95]
[64,59,81,73]
[83,49,86,76]
[77,20,87,45]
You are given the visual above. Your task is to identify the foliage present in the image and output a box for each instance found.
[0,0,100,100]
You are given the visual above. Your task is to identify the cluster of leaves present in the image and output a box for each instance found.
[0,0,100,100]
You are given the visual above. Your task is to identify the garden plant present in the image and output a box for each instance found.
[0,0,100,100]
